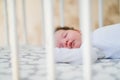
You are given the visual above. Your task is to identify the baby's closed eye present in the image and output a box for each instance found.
[63,32,68,38]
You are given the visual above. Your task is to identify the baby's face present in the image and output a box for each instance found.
[55,30,82,49]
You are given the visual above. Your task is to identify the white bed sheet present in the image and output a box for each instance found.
[0,46,120,80]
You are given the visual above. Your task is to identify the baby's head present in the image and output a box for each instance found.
[55,26,82,49]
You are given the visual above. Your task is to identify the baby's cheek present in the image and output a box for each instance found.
[76,44,80,48]
[55,42,59,47]
[76,42,81,48]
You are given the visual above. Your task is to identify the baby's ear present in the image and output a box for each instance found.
[75,30,81,33]
[77,30,82,35]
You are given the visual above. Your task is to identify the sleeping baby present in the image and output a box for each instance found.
[54,24,120,64]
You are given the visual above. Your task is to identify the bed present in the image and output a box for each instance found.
[0,46,120,80]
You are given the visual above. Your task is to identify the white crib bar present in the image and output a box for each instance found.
[40,0,45,47]
[43,0,56,80]
[7,0,20,80]
[22,0,28,44]
[79,0,92,80]
[98,0,103,27]
[3,0,9,46]
[60,0,65,27]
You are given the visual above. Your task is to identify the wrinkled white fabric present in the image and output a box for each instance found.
[92,24,120,58]
[55,46,105,64]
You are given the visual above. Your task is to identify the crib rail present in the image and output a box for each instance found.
[3,0,9,46]
[22,0,28,44]
[40,0,45,47]
[59,0,65,27]
[98,0,103,28]
[79,0,92,80]
[43,0,56,80]
[7,0,20,80]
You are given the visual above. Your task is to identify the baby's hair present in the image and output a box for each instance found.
[55,26,75,32]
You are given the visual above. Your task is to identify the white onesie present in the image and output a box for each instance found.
[92,23,120,58]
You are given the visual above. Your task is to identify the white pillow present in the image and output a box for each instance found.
[55,45,104,64]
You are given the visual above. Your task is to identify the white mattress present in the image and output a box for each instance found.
[0,46,120,80]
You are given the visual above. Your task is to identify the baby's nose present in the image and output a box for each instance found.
[61,40,67,47]
[67,40,72,48]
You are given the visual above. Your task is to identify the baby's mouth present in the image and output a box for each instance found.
[67,40,75,48]
[71,40,75,48]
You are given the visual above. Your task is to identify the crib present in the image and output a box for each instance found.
[1,0,120,80]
